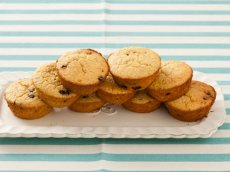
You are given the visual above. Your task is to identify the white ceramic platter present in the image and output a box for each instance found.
[0,71,226,138]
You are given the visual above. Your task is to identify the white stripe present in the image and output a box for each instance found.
[1,37,230,44]
[225,101,230,108]
[0,161,230,171]
[1,60,230,68]
[221,86,230,94]
[223,116,230,123]
[106,4,230,11]
[185,61,230,68]
[0,161,100,171]
[1,14,230,21]
[0,14,104,21]
[212,130,230,137]
[104,162,230,171]
[0,48,230,56]
[0,144,230,154]
[0,25,229,32]
[0,145,101,154]
[2,4,230,10]
[207,74,230,81]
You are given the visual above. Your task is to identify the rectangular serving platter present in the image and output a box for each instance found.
[0,71,226,138]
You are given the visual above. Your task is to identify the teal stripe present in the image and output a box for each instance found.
[0,153,230,161]
[0,43,230,49]
[1,9,230,15]
[219,123,230,130]
[226,108,230,114]
[0,20,230,25]
[218,81,230,85]
[1,32,230,37]
[2,0,230,4]
[2,138,230,145]
[224,94,230,100]
[0,55,230,61]
[193,68,230,74]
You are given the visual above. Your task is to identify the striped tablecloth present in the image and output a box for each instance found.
[0,0,230,171]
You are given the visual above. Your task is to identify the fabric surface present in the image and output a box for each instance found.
[0,0,230,171]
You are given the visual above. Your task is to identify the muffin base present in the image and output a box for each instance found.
[36,88,79,108]
[6,100,52,120]
[97,89,134,104]
[111,69,159,91]
[147,76,192,102]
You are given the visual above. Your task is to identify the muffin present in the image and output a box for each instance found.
[4,78,52,120]
[69,94,104,112]
[165,81,216,122]
[108,47,161,90]
[56,49,109,95]
[147,61,192,102]
[122,91,161,113]
[33,62,79,107]
[97,74,135,104]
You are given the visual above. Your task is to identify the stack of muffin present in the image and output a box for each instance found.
[4,47,216,122]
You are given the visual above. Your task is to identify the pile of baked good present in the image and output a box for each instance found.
[4,47,216,122]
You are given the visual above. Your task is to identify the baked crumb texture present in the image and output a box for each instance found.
[57,49,109,95]
[122,91,161,113]
[147,61,193,102]
[108,47,161,90]
[4,78,52,119]
[69,93,104,112]
[165,81,216,122]
[97,74,135,104]
[33,62,79,107]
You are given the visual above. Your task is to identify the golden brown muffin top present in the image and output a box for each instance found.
[57,49,109,85]
[33,62,77,99]
[149,61,193,90]
[166,81,216,111]
[108,47,161,79]
[5,78,50,108]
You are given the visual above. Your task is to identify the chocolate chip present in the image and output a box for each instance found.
[61,65,67,69]
[59,89,70,95]
[126,53,129,56]
[13,101,16,105]
[166,92,171,96]
[28,94,35,98]
[206,91,211,96]
[203,97,207,100]
[132,86,141,90]
[98,76,104,82]
[82,95,89,98]
[120,85,127,89]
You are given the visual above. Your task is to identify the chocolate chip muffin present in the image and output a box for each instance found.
[108,47,161,90]
[97,74,135,104]
[4,78,52,119]
[165,81,216,122]
[56,49,109,95]
[33,63,79,107]
[147,61,193,102]
[122,91,161,113]
[69,93,104,112]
